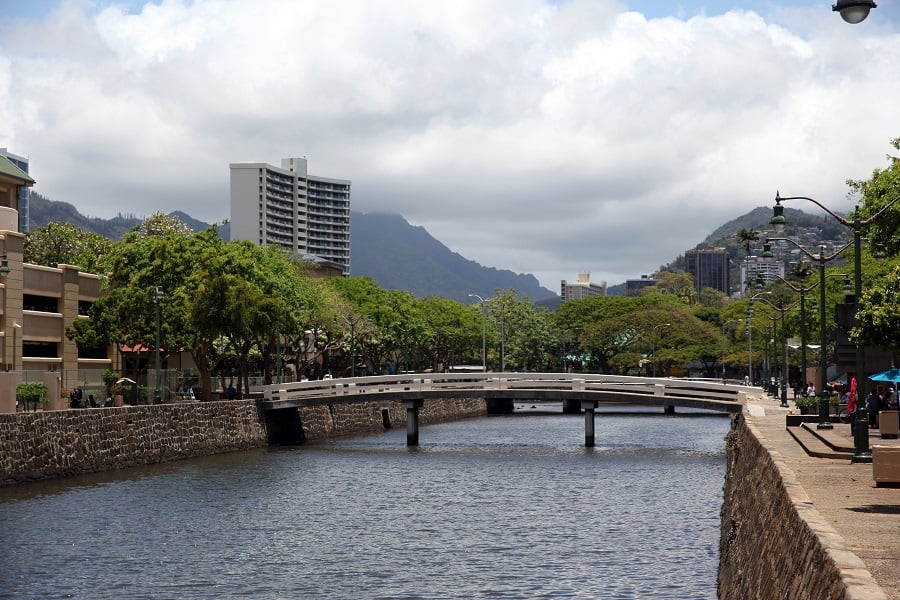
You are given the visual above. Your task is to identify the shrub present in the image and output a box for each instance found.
[16,382,48,411]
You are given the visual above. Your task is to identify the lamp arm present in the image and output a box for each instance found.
[766,237,853,264]
[753,296,801,314]
[771,274,819,294]
[776,192,852,227]
[777,192,900,229]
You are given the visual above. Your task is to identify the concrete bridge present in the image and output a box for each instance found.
[254,372,745,447]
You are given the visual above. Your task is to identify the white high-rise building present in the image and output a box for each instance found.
[561,273,607,302]
[230,157,351,276]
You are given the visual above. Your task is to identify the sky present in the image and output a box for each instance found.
[1,1,898,292]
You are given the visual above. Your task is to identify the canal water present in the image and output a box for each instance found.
[0,406,730,599]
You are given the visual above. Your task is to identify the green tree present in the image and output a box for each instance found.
[851,264,900,359]
[850,138,900,257]
[419,296,480,371]
[16,382,48,412]
[24,222,113,273]
[737,227,760,256]
[69,222,233,399]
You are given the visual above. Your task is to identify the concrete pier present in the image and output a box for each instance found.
[403,398,424,446]
[582,400,598,447]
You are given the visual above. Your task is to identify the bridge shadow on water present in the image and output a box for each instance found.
[507,402,733,418]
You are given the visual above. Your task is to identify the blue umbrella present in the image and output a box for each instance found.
[869,368,900,383]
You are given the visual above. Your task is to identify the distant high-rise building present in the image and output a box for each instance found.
[625,275,657,296]
[0,148,30,233]
[230,157,351,276]
[685,248,730,296]
[741,256,786,294]
[561,273,606,302]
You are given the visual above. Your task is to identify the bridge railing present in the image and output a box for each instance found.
[255,372,747,405]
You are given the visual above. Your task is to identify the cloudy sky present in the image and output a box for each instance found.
[1,1,898,291]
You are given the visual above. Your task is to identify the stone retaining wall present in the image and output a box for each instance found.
[0,401,268,486]
[718,412,875,599]
[295,396,487,441]
[0,397,488,486]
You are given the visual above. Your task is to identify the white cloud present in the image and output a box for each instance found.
[1,0,897,291]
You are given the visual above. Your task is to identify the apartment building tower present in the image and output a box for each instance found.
[230,157,352,276]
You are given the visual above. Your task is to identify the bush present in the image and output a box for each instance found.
[16,382,48,411]
[795,395,819,409]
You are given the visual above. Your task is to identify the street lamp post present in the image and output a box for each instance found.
[12,322,21,375]
[765,237,853,429]
[771,191,900,462]
[153,286,164,404]
[752,292,798,408]
[721,319,741,379]
[651,323,671,378]
[336,315,367,377]
[745,323,762,386]
[468,294,487,372]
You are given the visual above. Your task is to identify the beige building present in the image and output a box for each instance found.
[0,156,116,412]
[560,272,607,302]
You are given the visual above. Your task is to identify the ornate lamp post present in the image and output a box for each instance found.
[468,294,487,372]
[651,322,671,378]
[771,191,900,462]
[758,245,815,390]
[721,319,742,379]
[833,0,876,24]
[745,321,755,386]
[765,237,853,429]
[336,315,367,377]
[12,322,21,375]
[752,292,798,408]
[153,286,164,404]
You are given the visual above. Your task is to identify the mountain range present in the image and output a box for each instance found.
[26,193,845,305]
[25,193,559,304]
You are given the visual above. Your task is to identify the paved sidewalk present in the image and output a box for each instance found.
[744,392,900,600]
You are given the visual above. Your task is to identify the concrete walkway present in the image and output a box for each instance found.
[744,391,900,600]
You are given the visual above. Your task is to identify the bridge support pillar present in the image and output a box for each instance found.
[664,403,675,415]
[403,398,424,446]
[582,400,598,447]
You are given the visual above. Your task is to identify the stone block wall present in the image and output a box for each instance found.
[0,397,488,486]
[718,412,876,599]
[296,396,487,441]
[0,401,268,486]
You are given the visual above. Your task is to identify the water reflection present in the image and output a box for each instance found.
[0,411,728,599]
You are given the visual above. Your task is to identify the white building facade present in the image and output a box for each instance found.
[741,256,786,295]
[561,273,607,302]
[230,157,351,276]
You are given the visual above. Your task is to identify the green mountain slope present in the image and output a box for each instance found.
[25,194,559,304]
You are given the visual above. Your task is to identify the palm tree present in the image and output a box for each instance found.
[737,227,759,257]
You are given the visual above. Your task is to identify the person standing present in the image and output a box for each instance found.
[867,385,883,429]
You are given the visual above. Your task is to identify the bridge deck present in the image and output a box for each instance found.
[255,373,744,414]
